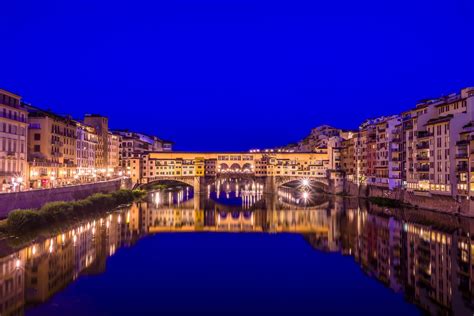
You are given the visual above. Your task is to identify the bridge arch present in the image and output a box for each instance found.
[230,163,241,172]
[140,177,195,189]
[242,163,253,173]
[275,176,329,192]
[218,163,229,172]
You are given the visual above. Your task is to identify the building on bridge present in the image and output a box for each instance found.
[127,151,345,194]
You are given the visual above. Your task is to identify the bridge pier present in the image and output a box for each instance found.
[264,176,276,194]
[193,176,201,194]
[327,170,345,195]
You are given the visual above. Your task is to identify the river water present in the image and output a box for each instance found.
[1,179,473,315]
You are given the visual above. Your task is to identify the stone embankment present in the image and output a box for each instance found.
[0,179,127,218]
[345,181,472,217]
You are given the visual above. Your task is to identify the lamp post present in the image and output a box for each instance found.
[16,177,23,192]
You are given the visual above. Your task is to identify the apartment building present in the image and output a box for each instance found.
[406,87,474,197]
[341,132,357,182]
[27,105,77,188]
[107,132,121,172]
[76,121,98,179]
[0,89,28,192]
[374,116,402,189]
[113,130,173,168]
[84,114,109,169]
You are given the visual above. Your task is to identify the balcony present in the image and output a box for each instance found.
[456,164,468,172]
[416,155,429,161]
[456,153,468,159]
[416,131,433,139]
[456,139,470,146]
[0,111,27,123]
[416,166,430,173]
[416,143,430,150]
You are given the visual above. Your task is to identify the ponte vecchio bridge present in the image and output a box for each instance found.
[128,152,344,194]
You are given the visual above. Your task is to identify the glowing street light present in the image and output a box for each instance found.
[302,179,310,187]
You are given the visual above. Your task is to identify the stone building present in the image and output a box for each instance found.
[0,88,28,192]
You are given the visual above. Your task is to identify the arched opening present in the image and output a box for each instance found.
[142,179,193,191]
[242,163,253,173]
[230,163,241,173]
[278,179,328,193]
[218,163,229,173]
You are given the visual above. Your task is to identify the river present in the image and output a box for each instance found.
[1,178,473,315]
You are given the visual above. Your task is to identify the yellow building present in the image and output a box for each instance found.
[26,105,78,188]
[84,114,109,169]
[129,151,333,186]
[107,132,121,172]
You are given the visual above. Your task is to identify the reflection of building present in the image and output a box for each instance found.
[0,251,25,315]
[0,88,28,192]
[24,235,75,303]
[3,188,474,315]
[17,212,129,306]
[344,204,474,315]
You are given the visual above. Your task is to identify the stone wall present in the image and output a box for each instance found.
[0,179,123,219]
[344,180,473,217]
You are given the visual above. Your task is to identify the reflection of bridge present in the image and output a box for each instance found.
[130,152,344,194]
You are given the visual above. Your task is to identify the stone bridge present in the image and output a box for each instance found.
[275,176,329,189]
[131,152,345,194]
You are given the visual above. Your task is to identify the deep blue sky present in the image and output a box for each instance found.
[1,1,473,151]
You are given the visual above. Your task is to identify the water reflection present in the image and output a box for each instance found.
[1,185,474,315]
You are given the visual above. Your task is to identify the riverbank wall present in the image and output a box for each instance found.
[0,179,125,218]
[345,181,473,217]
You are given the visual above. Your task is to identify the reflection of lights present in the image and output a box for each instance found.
[49,239,54,253]
[303,192,309,200]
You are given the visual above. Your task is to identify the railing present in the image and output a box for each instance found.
[416,166,430,172]
[416,143,429,150]
[456,165,468,172]
[0,111,27,123]
[416,155,429,161]
[416,131,433,138]
[456,139,469,146]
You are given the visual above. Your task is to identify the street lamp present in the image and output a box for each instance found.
[301,179,310,187]
[16,177,23,192]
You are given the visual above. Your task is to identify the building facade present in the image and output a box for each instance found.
[107,132,121,172]
[0,89,28,192]
[27,106,78,188]
[76,121,98,180]
[84,114,109,169]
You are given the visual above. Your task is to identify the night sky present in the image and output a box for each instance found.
[1,1,473,151]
